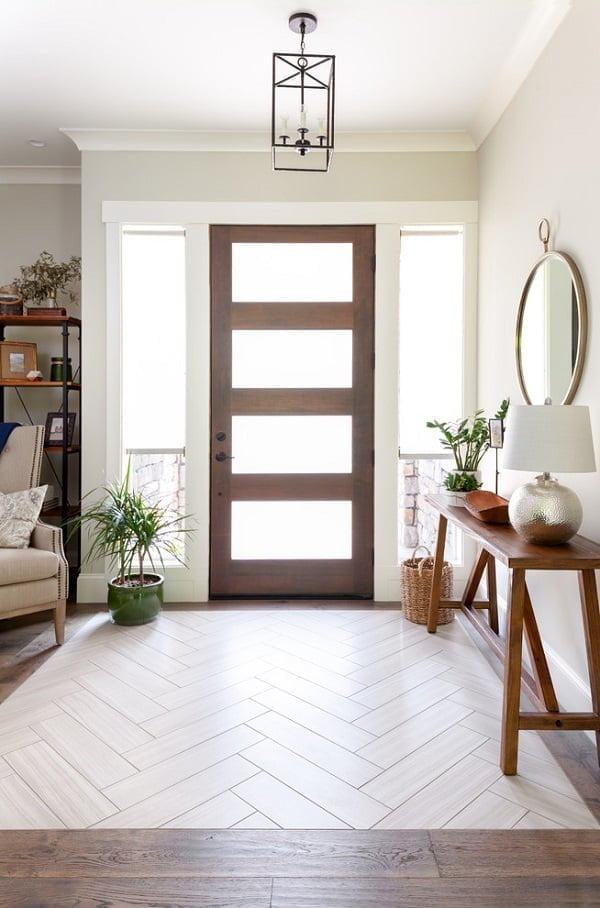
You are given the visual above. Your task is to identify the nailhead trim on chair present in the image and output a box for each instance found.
[31,426,69,599]
[51,525,68,601]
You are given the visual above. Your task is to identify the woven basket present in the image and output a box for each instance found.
[400,545,454,626]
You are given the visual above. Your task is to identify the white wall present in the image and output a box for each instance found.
[79,149,477,601]
[0,182,81,496]
[478,0,600,708]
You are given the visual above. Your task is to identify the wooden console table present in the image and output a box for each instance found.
[426,494,600,774]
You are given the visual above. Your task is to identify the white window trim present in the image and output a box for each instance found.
[99,201,477,603]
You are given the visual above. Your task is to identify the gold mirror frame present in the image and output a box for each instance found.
[515,222,588,405]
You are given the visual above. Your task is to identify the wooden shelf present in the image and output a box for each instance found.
[44,445,80,454]
[0,315,81,328]
[0,380,80,389]
[1,315,82,594]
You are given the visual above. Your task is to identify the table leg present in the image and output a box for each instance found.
[486,553,499,634]
[501,568,526,774]
[461,547,488,608]
[523,586,559,713]
[578,570,600,765]
[427,515,447,633]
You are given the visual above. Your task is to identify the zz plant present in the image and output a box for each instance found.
[427,399,509,490]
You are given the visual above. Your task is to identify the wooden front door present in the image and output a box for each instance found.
[210,225,374,598]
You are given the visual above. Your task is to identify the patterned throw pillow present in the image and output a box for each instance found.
[0,486,47,548]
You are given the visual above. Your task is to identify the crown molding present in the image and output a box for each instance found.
[0,166,81,184]
[61,128,475,154]
[469,0,571,147]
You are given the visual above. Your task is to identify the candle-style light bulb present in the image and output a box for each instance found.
[295,103,311,155]
[279,115,290,145]
[317,117,325,135]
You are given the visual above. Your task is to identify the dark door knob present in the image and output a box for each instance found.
[215,451,234,462]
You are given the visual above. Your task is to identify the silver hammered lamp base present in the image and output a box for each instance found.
[508,475,582,545]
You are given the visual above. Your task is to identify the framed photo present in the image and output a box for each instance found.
[0,341,38,380]
[45,412,76,447]
[489,418,505,449]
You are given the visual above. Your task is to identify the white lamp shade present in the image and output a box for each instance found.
[503,405,596,473]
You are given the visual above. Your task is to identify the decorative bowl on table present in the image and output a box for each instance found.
[464,490,510,524]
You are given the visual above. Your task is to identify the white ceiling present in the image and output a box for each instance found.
[2,0,570,167]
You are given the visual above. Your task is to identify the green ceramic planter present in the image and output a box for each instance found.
[107,573,164,626]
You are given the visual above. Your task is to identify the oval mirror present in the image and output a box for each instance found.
[516,247,587,405]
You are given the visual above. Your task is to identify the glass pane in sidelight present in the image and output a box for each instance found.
[232,330,352,388]
[231,501,352,559]
[128,450,186,565]
[122,227,186,450]
[232,243,352,302]
[232,416,352,473]
[398,228,464,457]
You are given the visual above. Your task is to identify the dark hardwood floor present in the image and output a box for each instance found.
[0,829,600,905]
[2,609,600,905]
[0,605,98,704]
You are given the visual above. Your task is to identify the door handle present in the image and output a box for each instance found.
[215,451,235,462]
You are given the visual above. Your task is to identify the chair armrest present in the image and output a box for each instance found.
[31,521,69,600]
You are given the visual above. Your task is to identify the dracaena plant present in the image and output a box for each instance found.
[70,461,191,586]
[427,399,509,472]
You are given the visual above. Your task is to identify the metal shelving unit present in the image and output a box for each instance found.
[0,315,81,595]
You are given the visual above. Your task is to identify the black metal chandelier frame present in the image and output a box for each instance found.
[271,13,335,173]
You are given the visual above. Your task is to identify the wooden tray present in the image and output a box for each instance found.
[25,307,67,317]
[464,490,510,524]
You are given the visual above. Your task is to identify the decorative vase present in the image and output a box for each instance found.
[50,357,73,382]
[107,573,164,625]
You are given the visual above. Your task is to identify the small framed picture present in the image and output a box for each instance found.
[489,418,505,449]
[0,341,38,379]
[45,412,76,447]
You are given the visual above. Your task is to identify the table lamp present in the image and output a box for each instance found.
[502,404,596,544]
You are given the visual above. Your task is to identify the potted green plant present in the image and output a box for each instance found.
[427,400,509,505]
[71,463,191,625]
[12,250,81,308]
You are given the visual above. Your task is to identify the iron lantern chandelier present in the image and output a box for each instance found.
[271,12,335,172]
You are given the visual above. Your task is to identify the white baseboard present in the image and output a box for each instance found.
[76,573,206,604]
[76,574,107,604]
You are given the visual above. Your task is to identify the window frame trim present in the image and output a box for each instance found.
[101,202,477,602]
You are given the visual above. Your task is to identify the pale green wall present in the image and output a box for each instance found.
[478,0,600,708]
[79,148,477,599]
[82,150,477,202]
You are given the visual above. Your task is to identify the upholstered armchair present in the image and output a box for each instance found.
[0,425,68,644]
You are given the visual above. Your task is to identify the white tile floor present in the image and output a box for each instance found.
[0,605,597,829]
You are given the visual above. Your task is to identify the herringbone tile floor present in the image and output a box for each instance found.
[0,606,597,830]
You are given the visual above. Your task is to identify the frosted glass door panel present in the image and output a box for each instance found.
[231,501,352,559]
[232,330,352,388]
[232,416,352,473]
[232,243,352,302]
